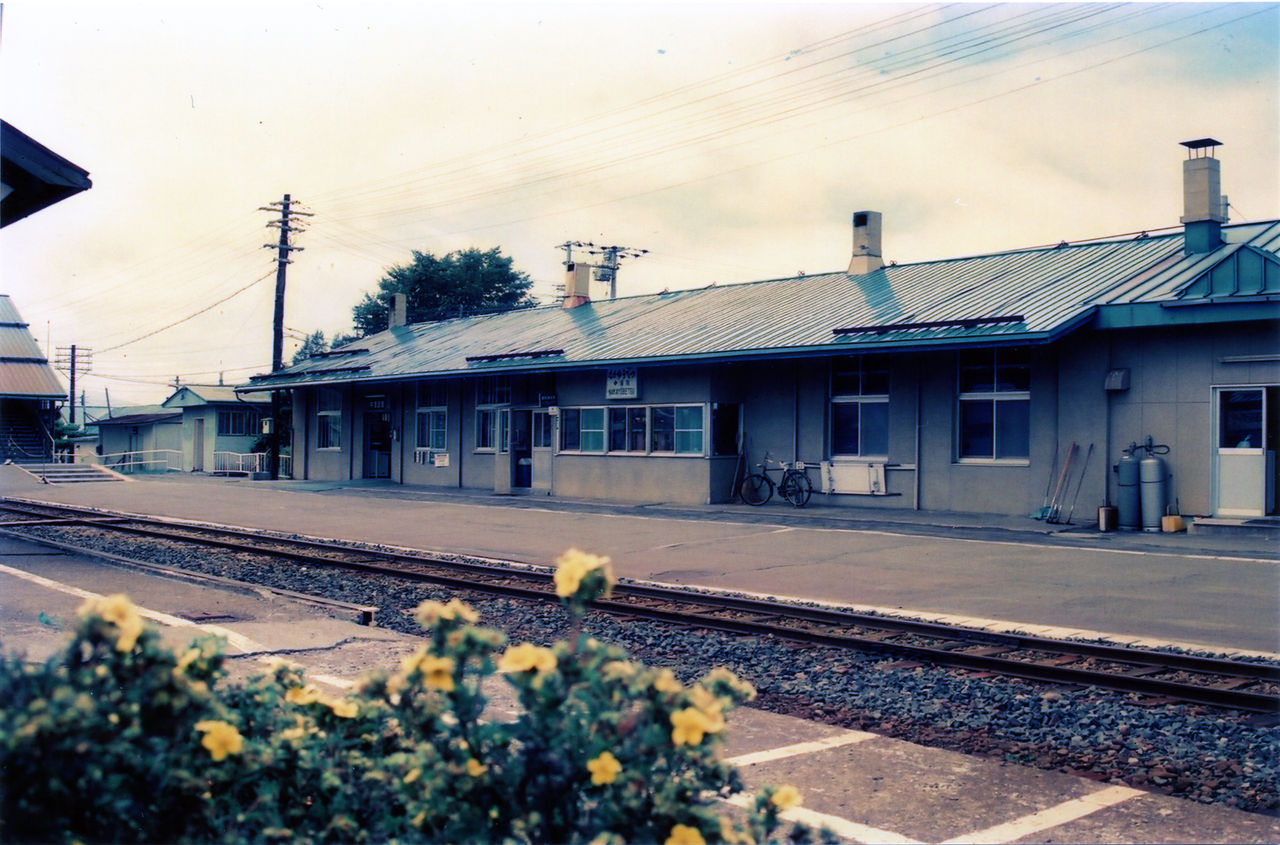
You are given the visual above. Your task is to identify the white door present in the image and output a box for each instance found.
[192,418,204,471]
[1214,387,1275,517]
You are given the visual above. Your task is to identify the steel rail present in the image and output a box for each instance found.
[2,497,1277,714]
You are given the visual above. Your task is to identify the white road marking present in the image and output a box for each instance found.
[938,785,1145,844]
[721,794,924,844]
[725,731,878,767]
[0,561,264,653]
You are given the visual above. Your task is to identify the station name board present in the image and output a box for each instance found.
[605,367,638,400]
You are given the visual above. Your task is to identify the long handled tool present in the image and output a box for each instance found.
[1060,443,1094,525]
[1046,442,1078,523]
[1034,441,1059,519]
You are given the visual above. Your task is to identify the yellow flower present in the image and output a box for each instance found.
[404,767,421,784]
[670,707,721,746]
[328,698,358,718]
[285,685,321,705]
[497,642,557,674]
[419,656,456,691]
[665,824,706,845]
[719,817,756,845]
[80,594,144,652]
[553,548,611,598]
[653,669,684,694]
[690,684,724,718]
[466,758,487,777]
[770,784,802,810]
[415,597,479,627]
[194,720,243,761]
[280,726,306,741]
[587,750,622,785]
[602,660,637,681]
[174,647,201,673]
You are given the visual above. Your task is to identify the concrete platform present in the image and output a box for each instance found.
[2,470,1277,656]
[0,533,1274,844]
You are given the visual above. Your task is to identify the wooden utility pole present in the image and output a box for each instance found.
[260,194,310,480]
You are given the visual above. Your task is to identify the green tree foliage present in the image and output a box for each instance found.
[290,330,329,366]
[351,247,536,337]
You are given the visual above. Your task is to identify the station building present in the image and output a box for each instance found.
[242,142,1279,520]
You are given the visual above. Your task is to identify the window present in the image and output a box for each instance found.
[316,388,342,450]
[416,382,447,450]
[533,412,553,448]
[217,409,255,437]
[476,409,495,451]
[956,348,1030,460]
[674,406,703,454]
[609,407,649,452]
[650,405,704,454]
[1219,389,1264,449]
[562,404,703,455]
[561,408,605,453]
[476,375,510,406]
[831,356,889,457]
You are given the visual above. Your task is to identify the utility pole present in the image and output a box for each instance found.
[555,241,647,300]
[259,194,311,480]
[55,345,92,425]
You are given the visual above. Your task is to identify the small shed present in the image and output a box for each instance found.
[95,406,182,473]
[161,385,269,472]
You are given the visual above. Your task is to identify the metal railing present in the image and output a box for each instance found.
[213,451,292,478]
[97,450,183,474]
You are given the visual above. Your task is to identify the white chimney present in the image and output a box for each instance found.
[847,211,884,275]
[561,262,592,309]
[1179,138,1225,254]
[388,292,407,327]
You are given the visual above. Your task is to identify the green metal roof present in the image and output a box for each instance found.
[242,220,1280,393]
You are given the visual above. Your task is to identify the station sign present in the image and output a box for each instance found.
[605,367,638,400]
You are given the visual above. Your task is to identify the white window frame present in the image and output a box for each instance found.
[217,409,255,437]
[316,388,342,451]
[955,348,1031,464]
[416,382,447,451]
[560,403,705,457]
[830,355,890,459]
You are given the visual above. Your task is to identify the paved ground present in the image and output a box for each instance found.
[1,532,1275,844]
[2,468,1277,655]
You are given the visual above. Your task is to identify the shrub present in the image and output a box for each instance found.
[0,550,819,844]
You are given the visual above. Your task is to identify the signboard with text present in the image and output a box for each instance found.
[606,367,638,400]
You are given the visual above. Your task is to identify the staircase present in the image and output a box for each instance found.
[1,418,52,463]
[15,463,126,484]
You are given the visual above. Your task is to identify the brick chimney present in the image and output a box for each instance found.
[847,211,884,275]
[562,262,592,309]
[1180,138,1226,254]
[388,292,407,327]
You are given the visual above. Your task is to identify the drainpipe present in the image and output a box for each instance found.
[303,390,310,480]
[792,365,800,464]
[913,373,921,511]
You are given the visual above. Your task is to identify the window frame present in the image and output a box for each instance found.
[217,409,255,438]
[955,347,1031,463]
[415,382,448,451]
[558,403,706,457]
[316,388,342,451]
[830,355,890,459]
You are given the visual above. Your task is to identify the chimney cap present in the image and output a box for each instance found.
[1180,137,1223,155]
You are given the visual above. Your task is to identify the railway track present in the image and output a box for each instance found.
[2,496,1278,715]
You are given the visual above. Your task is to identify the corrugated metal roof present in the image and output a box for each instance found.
[0,296,65,398]
[242,220,1280,392]
[98,405,182,426]
[163,385,269,407]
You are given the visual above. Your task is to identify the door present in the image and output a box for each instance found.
[192,418,205,472]
[363,411,392,479]
[532,410,553,493]
[511,409,532,489]
[1213,387,1277,516]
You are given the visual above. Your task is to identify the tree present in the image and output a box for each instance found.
[351,247,536,337]
[291,330,329,365]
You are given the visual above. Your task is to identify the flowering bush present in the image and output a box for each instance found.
[0,549,819,844]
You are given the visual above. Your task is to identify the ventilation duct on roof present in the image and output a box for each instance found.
[562,262,592,309]
[1180,138,1226,255]
[848,211,884,275]
[388,292,407,328]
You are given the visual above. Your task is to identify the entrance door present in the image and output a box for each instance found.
[511,409,532,489]
[532,410,553,493]
[1213,387,1277,516]
[363,412,392,479]
[192,418,204,472]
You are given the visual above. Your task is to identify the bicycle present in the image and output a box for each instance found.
[740,453,813,507]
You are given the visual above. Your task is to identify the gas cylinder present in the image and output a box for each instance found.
[1139,451,1169,533]
[1115,445,1141,531]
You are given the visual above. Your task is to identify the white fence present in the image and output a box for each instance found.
[96,450,183,474]
[213,451,292,478]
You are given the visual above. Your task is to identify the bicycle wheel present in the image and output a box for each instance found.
[740,473,774,506]
[779,471,812,508]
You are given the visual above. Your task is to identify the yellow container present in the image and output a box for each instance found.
[1161,514,1185,533]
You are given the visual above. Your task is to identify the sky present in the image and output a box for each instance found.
[1,1,1277,408]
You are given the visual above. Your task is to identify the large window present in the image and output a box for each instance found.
[416,382,447,451]
[476,375,510,406]
[562,404,704,456]
[217,409,256,437]
[317,388,342,450]
[474,376,509,453]
[831,356,889,457]
[956,348,1030,461]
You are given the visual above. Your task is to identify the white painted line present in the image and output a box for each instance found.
[721,794,923,845]
[0,561,264,653]
[938,785,1144,844]
[725,731,877,767]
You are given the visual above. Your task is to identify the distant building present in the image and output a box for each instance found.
[161,385,269,472]
[95,406,182,473]
[242,140,1279,520]
[0,296,64,463]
